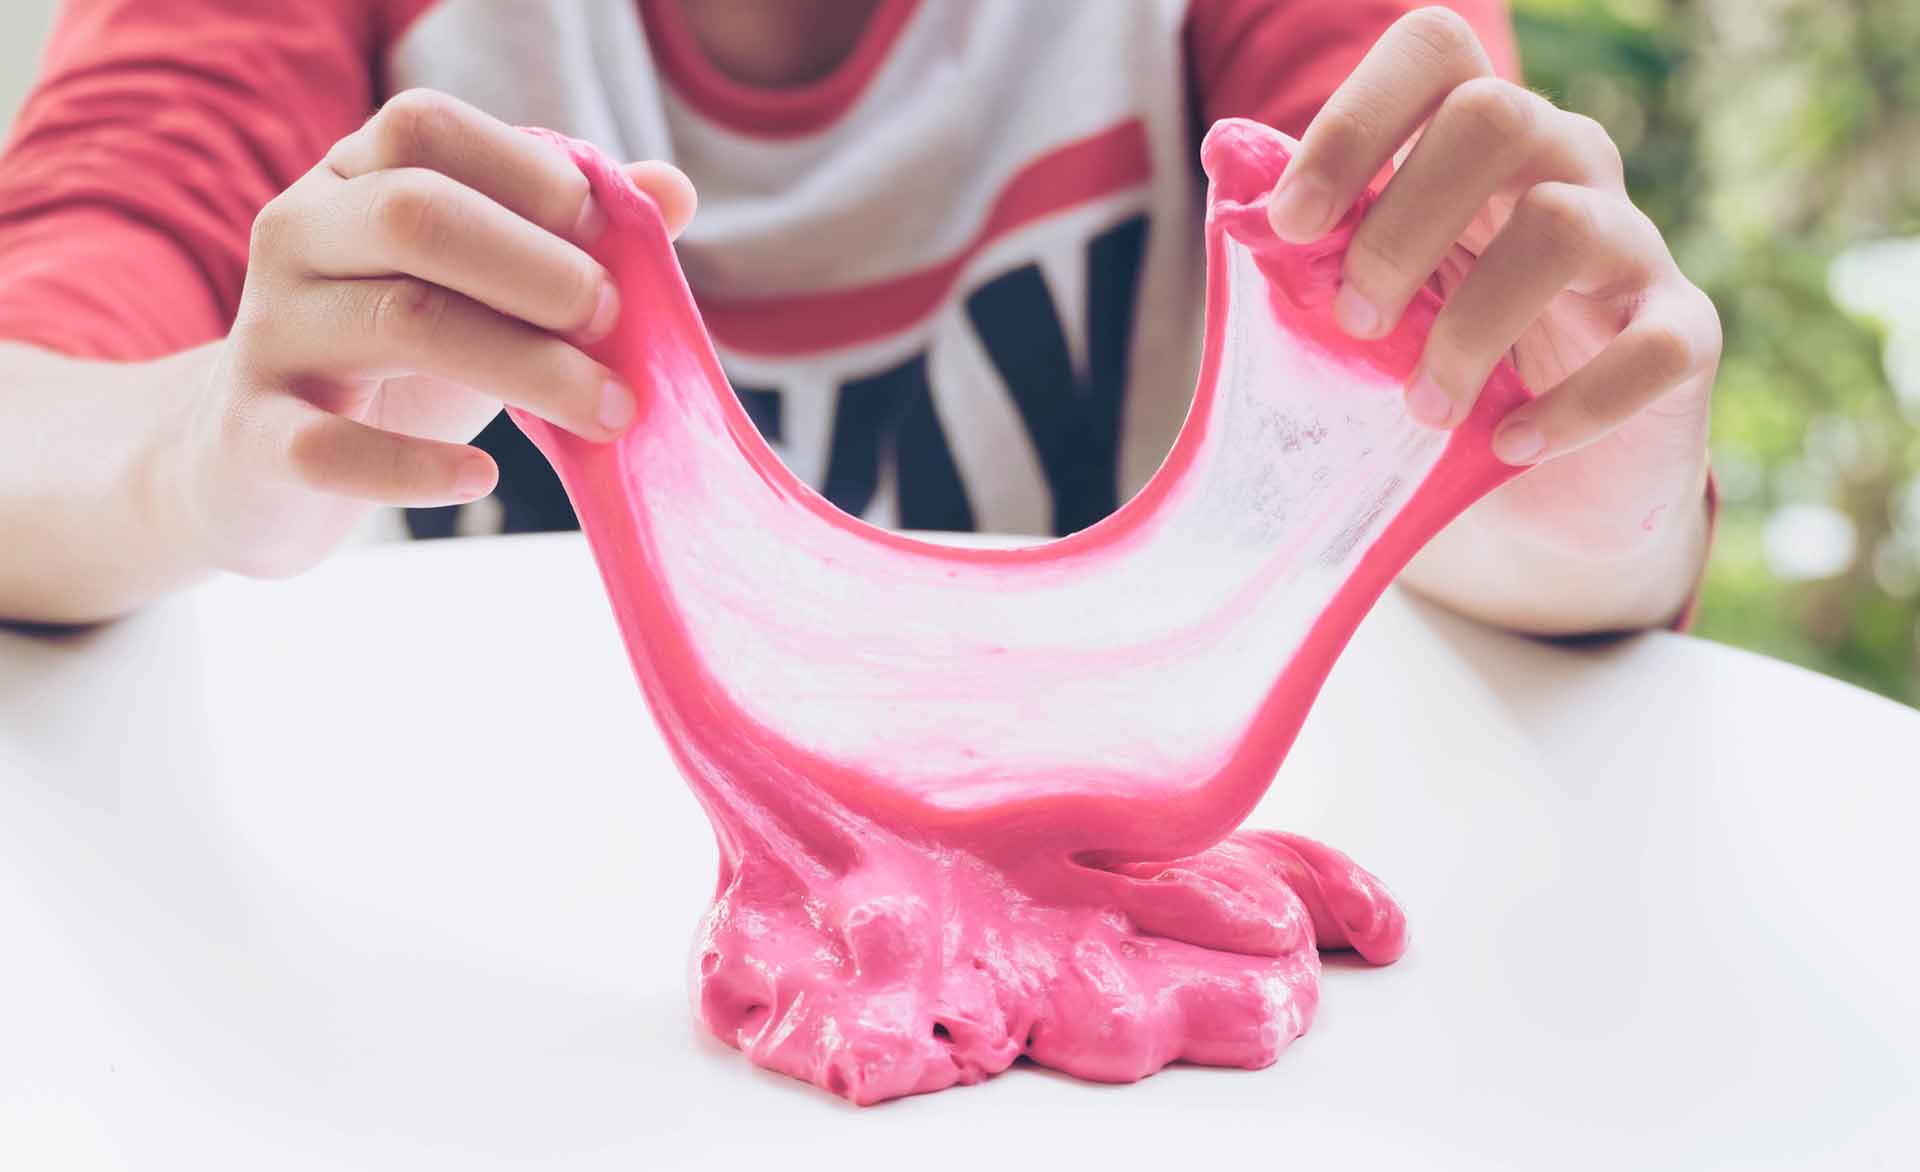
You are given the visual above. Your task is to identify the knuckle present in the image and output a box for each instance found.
[369,176,450,254]
[1636,319,1697,383]
[247,194,296,257]
[1315,87,1400,163]
[1396,6,1481,66]
[1516,183,1598,257]
[367,278,450,347]
[373,88,456,162]
[556,259,606,329]
[1446,76,1537,146]
[1564,111,1625,181]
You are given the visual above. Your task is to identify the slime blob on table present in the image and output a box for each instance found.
[509,118,1533,1105]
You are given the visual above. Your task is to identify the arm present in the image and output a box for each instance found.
[1188,3,1715,635]
[0,339,211,624]
[0,0,374,622]
[0,2,694,624]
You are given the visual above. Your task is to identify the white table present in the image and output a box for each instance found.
[3,533,1915,1170]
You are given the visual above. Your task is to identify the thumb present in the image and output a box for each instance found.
[620,160,698,239]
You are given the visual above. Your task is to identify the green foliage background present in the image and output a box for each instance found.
[1512,0,1920,703]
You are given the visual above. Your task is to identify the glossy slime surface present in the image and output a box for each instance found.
[510,119,1533,1105]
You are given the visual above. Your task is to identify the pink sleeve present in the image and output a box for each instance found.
[1185,0,1520,137]
[0,0,393,361]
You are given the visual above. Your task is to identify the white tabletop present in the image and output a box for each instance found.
[3,533,1915,1170]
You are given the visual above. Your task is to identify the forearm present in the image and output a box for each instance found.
[0,0,388,622]
[0,342,215,624]
[1398,471,1713,636]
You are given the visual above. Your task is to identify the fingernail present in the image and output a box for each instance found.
[454,460,494,501]
[579,280,620,345]
[571,194,608,245]
[1334,283,1382,337]
[1492,419,1546,465]
[1268,173,1333,242]
[1405,375,1455,429]
[597,378,635,435]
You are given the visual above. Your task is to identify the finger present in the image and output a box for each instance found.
[1267,6,1494,242]
[1490,281,1721,466]
[326,88,607,245]
[246,390,499,507]
[622,160,699,239]
[323,89,699,246]
[290,414,498,506]
[1410,182,1666,428]
[1340,87,1625,340]
[267,276,634,440]
[308,167,616,341]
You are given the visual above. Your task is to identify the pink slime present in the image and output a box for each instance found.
[510,119,1532,1105]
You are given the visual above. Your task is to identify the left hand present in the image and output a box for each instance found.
[1265,6,1718,561]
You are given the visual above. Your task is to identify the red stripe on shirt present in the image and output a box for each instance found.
[700,118,1153,358]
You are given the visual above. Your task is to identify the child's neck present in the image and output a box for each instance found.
[675,0,886,89]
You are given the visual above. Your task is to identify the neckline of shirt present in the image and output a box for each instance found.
[636,0,922,139]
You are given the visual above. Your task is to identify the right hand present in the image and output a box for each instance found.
[166,89,696,578]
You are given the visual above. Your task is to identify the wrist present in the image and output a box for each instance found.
[130,342,227,584]
[0,342,215,622]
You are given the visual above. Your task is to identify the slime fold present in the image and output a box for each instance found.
[510,119,1532,1105]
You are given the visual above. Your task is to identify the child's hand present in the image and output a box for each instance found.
[1265,7,1717,595]
[169,89,695,577]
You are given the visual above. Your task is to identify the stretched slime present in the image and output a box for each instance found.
[510,119,1533,1105]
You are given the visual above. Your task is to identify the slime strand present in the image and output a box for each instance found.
[510,118,1531,1104]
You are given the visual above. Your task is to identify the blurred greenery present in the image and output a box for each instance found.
[1513,0,1920,704]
